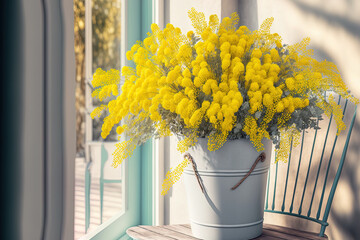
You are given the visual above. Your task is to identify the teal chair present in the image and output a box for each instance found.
[85,143,122,232]
[85,161,92,232]
[99,143,122,224]
[264,96,357,238]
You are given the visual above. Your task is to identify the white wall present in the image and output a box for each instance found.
[162,0,360,239]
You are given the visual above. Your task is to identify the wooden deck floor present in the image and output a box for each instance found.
[74,157,122,240]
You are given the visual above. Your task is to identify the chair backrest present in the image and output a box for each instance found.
[100,143,109,180]
[264,96,357,237]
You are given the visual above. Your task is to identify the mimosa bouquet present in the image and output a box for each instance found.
[91,9,357,194]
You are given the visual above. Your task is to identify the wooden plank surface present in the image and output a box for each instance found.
[126,224,328,240]
[261,224,328,240]
[259,229,303,240]
[160,225,198,239]
[127,226,176,240]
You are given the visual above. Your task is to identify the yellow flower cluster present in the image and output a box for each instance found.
[243,116,268,151]
[242,45,311,151]
[316,95,346,135]
[91,8,358,192]
[90,104,107,119]
[177,131,199,153]
[112,140,137,168]
[208,131,228,151]
[92,69,120,101]
[161,157,190,195]
[275,126,301,163]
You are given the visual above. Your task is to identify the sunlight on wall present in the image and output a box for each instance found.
[334,181,353,216]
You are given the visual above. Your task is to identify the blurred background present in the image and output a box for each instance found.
[74,0,121,154]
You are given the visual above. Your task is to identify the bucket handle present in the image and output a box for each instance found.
[184,153,205,193]
[231,152,266,190]
[184,152,266,193]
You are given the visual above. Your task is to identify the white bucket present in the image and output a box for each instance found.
[184,138,272,240]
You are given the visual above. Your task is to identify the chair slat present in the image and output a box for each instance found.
[264,93,355,237]
[265,167,271,210]
[320,105,357,236]
[281,139,293,212]
[272,161,279,210]
[307,96,340,217]
[289,132,305,213]
[85,162,91,233]
[316,99,348,220]
[298,120,319,215]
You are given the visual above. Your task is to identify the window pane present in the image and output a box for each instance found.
[92,0,121,73]
[74,0,123,239]
[91,0,121,141]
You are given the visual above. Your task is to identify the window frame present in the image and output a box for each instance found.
[81,0,158,239]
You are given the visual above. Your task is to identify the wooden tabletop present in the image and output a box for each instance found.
[126,224,328,240]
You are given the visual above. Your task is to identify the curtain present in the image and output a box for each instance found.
[0,0,75,239]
